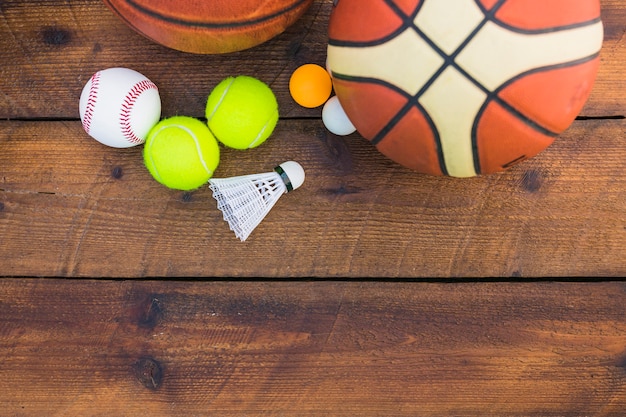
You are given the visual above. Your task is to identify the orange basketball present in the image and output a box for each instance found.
[103,0,314,54]
[327,0,603,177]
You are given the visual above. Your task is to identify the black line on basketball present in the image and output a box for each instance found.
[331,72,448,175]
[502,155,527,169]
[328,25,411,48]
[121,0,311,29]
[372,97,447,176]
[409,11,494,101]
[328,0,420,48]
[489,16,602,35]
[330,73,407,93]
[493,52,601,133]
[495,52,600,94]
[470,96,556,175]
[473,0,509,15]
[383,0,424,22]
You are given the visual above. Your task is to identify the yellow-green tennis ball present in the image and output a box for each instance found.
[143,116,220,191]
[205,75,279,150]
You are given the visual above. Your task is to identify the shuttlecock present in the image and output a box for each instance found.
[209,161,306,241]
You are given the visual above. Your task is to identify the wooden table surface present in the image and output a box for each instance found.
[1,0,625,415]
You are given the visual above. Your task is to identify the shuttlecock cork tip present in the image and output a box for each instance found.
[275,161,305,192]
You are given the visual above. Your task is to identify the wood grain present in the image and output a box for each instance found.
[1,279,625,416]
[1,117,625,277]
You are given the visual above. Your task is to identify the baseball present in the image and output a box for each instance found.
[79,67,161,148]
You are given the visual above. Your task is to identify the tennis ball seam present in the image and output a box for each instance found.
[206,77,235,122]
[144,131,164,185]
[185,125,214,178]
[166,123,213,177]
[146,123,214,187]
[248,107,279,148]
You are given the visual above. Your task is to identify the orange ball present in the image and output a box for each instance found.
[289,64,333,108]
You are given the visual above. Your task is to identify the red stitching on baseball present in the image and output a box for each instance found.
[82,71,100,133]
[120,79,158,144]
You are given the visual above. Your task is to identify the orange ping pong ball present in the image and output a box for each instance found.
[289,64,332,108]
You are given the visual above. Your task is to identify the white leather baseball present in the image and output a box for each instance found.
[79,67,161,148]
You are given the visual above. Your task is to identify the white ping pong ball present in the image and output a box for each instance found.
[322,96,356,136]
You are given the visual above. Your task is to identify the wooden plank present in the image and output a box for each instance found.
[594,0,626,117]
[0,0,624,120]
[1,118,625,277]
[1,279,625,416]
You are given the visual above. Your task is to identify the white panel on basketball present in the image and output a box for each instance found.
[419,66,487,178]
[327,29,444,96]
[414,0,485,55]
[457,20,604,91]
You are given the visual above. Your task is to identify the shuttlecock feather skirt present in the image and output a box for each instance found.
[209,172,288,241]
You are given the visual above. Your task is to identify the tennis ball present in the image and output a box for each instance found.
[144,116,220,191]
[205,75,279,150]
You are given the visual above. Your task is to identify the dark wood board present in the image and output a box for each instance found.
[1,279,625,416]
[1,0,625,277]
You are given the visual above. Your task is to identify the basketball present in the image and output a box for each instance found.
[327,0,603,177]
[102,0,314,54]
